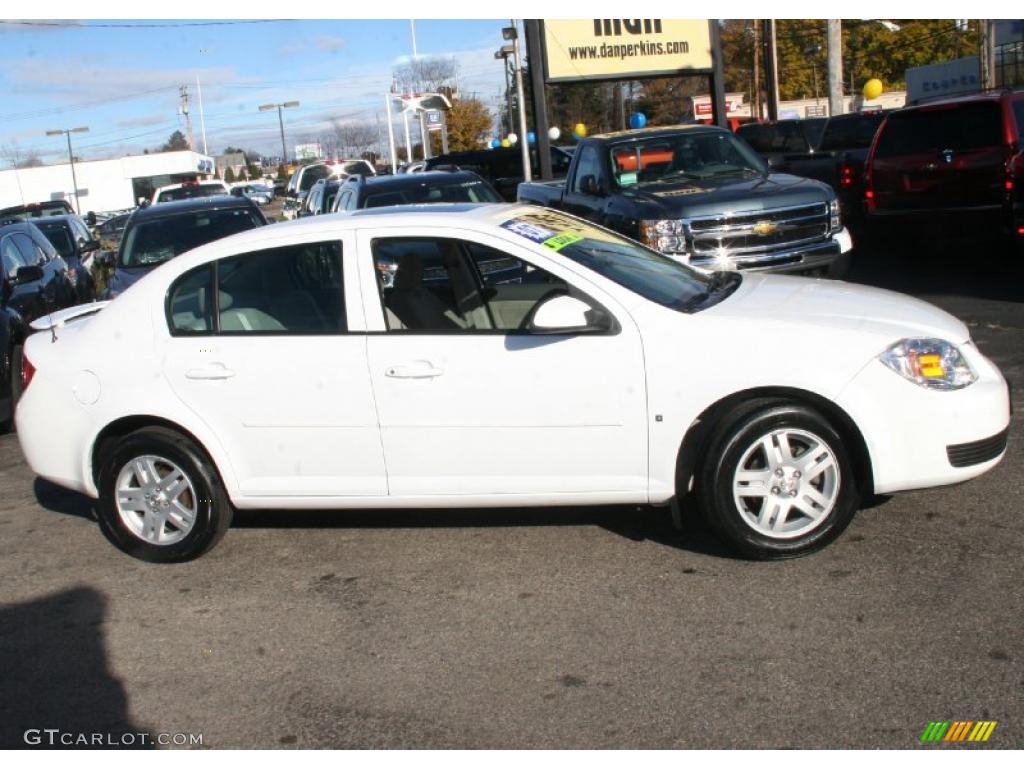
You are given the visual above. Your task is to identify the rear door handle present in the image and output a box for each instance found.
[185,363,236,380]
[385,362,444,379]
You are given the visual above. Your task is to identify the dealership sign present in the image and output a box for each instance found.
[542,19,713,83]
[906,56,980,103]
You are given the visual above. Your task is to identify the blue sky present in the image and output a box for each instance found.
[0,19,513,163]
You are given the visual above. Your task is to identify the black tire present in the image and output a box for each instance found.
[96,426,233,563]
[826,252,851,280]
[0,345,23,434]
[697,399,860,559]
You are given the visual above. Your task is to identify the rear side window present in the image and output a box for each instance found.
[818,114,886,151]
[875,102,1003,158]
[168,264,214,334]
[1013,100,1024,135]
[217,242,344,334]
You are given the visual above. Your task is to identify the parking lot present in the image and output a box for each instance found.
[0,229,1021,749]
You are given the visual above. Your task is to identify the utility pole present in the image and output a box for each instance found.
[45,126,88,214]
[506,21,531,182]
[195,76,208,155]
[179,85,194,150]
[980,20,997,89]
[827,20,844,116]
[384,95,398,173]
[761,19,780,121]
[525,18,552,180]
[752,22,761,120]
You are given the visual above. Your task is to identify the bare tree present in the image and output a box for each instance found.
[1,142,43,169]
[331,121,379,158]
[393,55,458,94]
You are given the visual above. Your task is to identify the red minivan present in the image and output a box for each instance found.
[864,91,1024,240]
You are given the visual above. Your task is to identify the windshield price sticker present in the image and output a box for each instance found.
[542,232,584,251]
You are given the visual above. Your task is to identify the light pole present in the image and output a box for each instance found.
[45,126,88,214]
[503,22,531,182]
[494,45,515,135]
[259,101,299,164]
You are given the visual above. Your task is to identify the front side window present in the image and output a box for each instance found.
[1,236,27,280]
[218,242,345,334]
[373,237,595,333]
[11,233,45,267]
[572,145,603,192]
[120,207,264,268]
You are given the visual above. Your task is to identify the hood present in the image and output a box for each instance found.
[705,274,969,343]
[629,173,833,218]
[105,265,156,299]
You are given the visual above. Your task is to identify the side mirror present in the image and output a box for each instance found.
[15,265,44,284]
[80,239,100,253]
[579,174,605,196]
[85,211,97,227]
[528,294,612,334]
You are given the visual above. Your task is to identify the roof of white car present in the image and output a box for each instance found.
[216,203,540,248]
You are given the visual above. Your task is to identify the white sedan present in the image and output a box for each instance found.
[15,204,1011,562]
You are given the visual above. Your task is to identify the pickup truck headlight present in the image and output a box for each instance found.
[879,338,977,390]
[829,199,841,232]
[640,219,687,254]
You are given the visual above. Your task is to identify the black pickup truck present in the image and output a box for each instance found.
[518,125,851,275]
[737,112,888,220]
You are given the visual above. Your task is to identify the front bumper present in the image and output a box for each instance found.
[838,343,1011,494]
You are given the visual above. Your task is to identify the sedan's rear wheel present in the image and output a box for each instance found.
[97,427,232,562]
[699,401,859,559]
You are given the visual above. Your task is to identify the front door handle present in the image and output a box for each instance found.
[385,362,444,379]
[185,363,236,380]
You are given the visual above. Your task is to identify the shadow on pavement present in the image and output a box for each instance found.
[34,478,95,521]
[0,587,152,749]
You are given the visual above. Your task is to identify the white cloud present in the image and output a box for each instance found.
[316,35,346,53]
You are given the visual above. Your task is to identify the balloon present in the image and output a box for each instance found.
[862,78,883,100]
[490,138,501,149]
[548,126,561,141]
[573,122,587,138]
[501,138,511,148]
[628,112,647,129]
[508,133,518,145]
[527,131,536,145]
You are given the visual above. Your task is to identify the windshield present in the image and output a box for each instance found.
[610,132,767,187]
[0,202,72,220]
[300,165,332,191]
[34,221,75,258]
[364,179,502,207]
[156,183,228,203]
[499,210,734,313]
[120,208,264,268]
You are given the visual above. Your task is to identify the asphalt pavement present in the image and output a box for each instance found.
[0,225,1021,749]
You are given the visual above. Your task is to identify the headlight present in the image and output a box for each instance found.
[879,338,977,390]
[829,199,841,232]
[640,219,687,254]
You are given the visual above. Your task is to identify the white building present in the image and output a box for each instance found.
[0,150,215,215]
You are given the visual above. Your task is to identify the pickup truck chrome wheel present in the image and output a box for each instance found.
[115,454,198,546]
[732,428,840,539]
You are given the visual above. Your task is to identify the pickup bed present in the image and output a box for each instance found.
[737,112,888,221]
[518,125,852,276]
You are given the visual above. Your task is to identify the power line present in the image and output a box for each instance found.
[0,85,178,122]
[0,19,295,29]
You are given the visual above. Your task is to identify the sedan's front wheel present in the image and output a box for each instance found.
[97,427,232,562]
[699,401,860,559]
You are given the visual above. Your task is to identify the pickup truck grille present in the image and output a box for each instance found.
[685,203,831,263]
